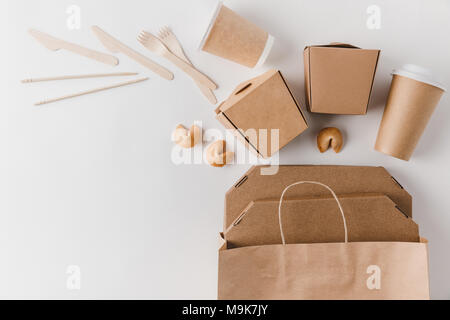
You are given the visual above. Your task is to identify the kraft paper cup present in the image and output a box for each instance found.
[199,1,274,68]
[375,64,446,161]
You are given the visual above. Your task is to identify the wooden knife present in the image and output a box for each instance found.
[29,29,119,66]
[91,26,173,80]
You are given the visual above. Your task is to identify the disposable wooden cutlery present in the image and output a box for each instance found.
[29,29,119,66]
[158,26,217,104]
[91,26,173,80]
[21,72,138,83]
[35,77,148,106]
[138,31,217,90]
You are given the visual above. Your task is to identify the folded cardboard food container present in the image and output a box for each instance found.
[304,43,380,114]
[224,194,419,248]
[215,69,308,158]
[224,165,412,229]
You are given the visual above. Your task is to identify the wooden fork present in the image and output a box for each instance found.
[158,26,217,104]
[137,31,217,90]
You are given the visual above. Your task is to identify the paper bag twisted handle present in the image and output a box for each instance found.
[278,181,348,245]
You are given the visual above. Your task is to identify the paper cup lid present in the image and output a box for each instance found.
[198,0,223,50]
[393,64,447,92]
[254,35,275,68]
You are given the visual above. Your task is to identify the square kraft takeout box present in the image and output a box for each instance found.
[223,194,420,248]
[215,69,308,158]
[304,43,380,114]
[223,165,412,230]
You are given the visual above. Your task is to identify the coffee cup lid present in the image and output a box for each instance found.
[198,0,223,50]
[392,64,447,92]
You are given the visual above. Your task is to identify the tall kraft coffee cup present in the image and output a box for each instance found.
[375,64,446,161]
[199,1,274,68]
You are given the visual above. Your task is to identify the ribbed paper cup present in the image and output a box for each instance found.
[375,64,446,161]
[199,1,274,68]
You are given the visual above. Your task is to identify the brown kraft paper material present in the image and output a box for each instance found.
[304,44,380,114]
[218,239,430,300]
[201,4,269,68]
[224,194,419,248]
[375,75,445,161]
[224,165,412,229]
[219,180,429,300]
[216,70,308,158]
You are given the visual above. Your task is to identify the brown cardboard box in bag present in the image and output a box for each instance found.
[224,165,412,229]
[223,194,419,248]
[304,44,380,114]
[215,69,308,158]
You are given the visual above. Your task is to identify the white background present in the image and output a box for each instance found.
[1,0,449,299]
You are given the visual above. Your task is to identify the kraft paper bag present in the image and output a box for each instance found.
[218,181,430,300]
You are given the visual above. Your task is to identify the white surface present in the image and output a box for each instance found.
[1,0,450,299]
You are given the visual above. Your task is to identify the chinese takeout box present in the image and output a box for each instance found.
[215,70,308,158]
[304,43,380,114]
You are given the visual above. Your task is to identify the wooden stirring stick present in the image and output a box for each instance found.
[22,72,138,83]
[35,77,148,106]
